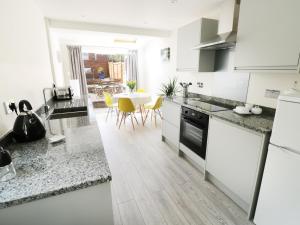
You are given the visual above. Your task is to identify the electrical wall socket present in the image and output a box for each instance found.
[265,89,280,99]
[3,101,14,114]
[197,82,204,88]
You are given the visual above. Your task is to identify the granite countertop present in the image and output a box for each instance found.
[0,98,111,209]
[166,96,274,134]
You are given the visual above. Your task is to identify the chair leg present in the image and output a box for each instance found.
[119,113,125,129]
[133,113,139,125]
[157,109,162,119]
[143,110,150,125]
[116,110,120,126]
[106,108,111,121]
[139,105,144,125]
[130,114,135,130]
[154,110,157,127]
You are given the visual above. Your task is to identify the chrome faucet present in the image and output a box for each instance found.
[43,88,53,113]
[180,82,192,98]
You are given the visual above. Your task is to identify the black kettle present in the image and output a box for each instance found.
[13,100,46,142]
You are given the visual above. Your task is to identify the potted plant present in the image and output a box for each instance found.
[127,80,136,93]
[160,77,179,98]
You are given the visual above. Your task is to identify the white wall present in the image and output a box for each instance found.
[139,30,215,97]
[0,0,53,136]
[139,30,300,108]
[247,73,300,108]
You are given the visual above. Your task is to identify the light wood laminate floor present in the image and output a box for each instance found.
[95,109,253,225]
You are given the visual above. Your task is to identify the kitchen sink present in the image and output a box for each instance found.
[47,106,88,120]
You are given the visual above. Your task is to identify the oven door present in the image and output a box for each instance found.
[180,116,208,160]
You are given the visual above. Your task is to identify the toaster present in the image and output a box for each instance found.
[53,87,73,101]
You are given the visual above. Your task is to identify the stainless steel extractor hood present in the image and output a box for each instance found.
[194,0,240,50]
[194,31,237,50]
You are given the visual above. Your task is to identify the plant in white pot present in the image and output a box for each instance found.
[160,77,179,97]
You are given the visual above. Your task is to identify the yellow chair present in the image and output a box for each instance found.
[103,92,118,121]
[117,98,139,130]
[136,88,145,93]
[143,96,163,127]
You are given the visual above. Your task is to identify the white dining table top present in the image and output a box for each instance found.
[113,92,152,105]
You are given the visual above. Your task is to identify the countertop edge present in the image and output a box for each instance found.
[210,113,272,134]
[0,174,112,210]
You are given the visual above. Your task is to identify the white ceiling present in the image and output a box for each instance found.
[35,0,223,30]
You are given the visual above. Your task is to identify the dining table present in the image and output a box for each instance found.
[113,92,152,124]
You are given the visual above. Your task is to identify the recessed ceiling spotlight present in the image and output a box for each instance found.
[170,0,178,4]
[80,15,86,18]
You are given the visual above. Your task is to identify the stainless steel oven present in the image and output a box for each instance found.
[180,106,209,160]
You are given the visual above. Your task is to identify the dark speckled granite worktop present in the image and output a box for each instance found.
[0,98,111,209]
[167,96,274,134]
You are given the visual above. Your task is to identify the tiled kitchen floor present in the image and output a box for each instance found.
[95,108,253,225]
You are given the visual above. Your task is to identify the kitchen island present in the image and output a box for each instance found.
[0,99,113,225]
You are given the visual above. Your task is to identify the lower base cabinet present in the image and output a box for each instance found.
[0,182,114,225]
[161,100,181,150]
[162,120,180,149]
[205,117,269,218]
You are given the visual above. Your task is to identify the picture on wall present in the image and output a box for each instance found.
[161,47,170,61]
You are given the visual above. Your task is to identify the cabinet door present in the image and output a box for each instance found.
[235,0,300,71]
[176,19,201,71]
[161,100,181,127]
[206,117,262,207]
[162,120,180,148]
[254,144,300,225]
[270,100,300,151]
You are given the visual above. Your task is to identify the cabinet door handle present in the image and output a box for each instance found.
[297,51,300,74]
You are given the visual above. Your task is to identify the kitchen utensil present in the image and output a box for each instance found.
[251,106,263,115]
[0,147,16,182]
[245,103,254,110]
[53,84,73,101]
[233,106,252,115]
[13,100,46,142]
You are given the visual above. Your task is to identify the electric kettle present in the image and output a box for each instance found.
[13,100,46,142]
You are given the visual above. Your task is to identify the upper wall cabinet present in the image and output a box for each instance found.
[176,18,218,72]
[234,0,300,72]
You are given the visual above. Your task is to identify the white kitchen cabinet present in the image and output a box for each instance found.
[161,100,181,149]
[162,120,180,148]
[161,100,181,127]
[206,117,268,217]
[176,18,218,72]
[234,0,300,72]
[0,183,113,225]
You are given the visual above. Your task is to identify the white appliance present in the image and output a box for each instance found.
[254,92,300,225]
